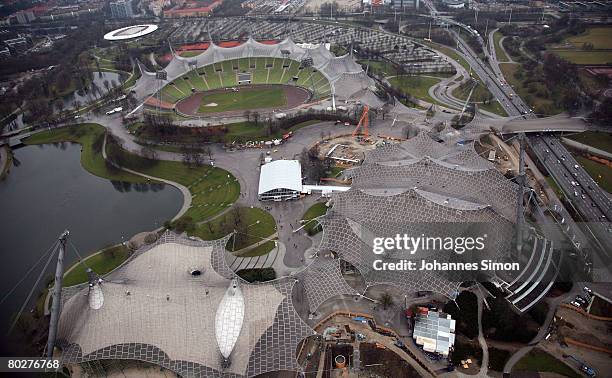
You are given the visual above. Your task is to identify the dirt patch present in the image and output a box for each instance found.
[175,84,310,118]
[359,342,421,378]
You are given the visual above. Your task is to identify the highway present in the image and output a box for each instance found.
[419,1,611,265]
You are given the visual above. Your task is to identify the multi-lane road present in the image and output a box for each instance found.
[420,4,611,257]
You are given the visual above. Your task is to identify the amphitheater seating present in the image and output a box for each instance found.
[159,57,330,104]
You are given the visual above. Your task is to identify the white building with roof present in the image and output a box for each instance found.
[258,160,303,201]
[412,308,456,357]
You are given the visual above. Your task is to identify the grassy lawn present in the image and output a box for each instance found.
[302,202,328,235]
[566,131,612,153]
[358,59,398,76]
[197,87,287,113]
[24,124,145,183]
[564,26,612,49]
[63,244,130,287]
[575,156,611,193]
[553,50,612,65]
[513,349,580,378]
[493,31,509,62]
[388,75,441,105]
[235,240,276,257]
[192,207,277,250]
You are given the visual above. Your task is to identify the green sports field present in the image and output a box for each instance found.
[197,87,287,113]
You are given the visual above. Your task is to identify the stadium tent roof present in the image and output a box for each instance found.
[58,232,314,377]
[132,37,384,108]
[258,160,303,195]
[316,132,521,299]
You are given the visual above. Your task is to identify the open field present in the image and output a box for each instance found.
[175,84,309,117]
[388,75,441,105]
[549,27,612,65]
[564,27,612,50]
[566,131,612,154]
[575,156,611,193]
[553,50,612,65]
[197,87,287,113]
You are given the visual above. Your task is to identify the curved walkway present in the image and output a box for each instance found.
[101,134,192,222]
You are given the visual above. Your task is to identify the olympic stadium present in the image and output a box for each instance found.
[132,37,384,118]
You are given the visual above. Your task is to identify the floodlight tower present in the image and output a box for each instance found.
[155,70,167,115]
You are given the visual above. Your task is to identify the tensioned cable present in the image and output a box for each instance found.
[68,239,89,270]
[8,241,58,334]
[0,240,57,307]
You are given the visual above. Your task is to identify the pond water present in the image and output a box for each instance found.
[0,142,182,355]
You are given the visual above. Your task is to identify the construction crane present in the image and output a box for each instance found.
[352,105,369,138]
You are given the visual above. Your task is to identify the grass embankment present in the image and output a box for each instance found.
[575,156,611,193]
[63,244,130,287]
[24,124,145,183]
[566,131,612,154]
[451,81,507,116]
[513,349,580,378]
[197,87,287,113]
[493,31,509,62]
[388,75,442,105]
[301,202,328,235]
[549,27,612,65]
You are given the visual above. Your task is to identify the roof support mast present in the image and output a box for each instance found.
[46,230,69,358]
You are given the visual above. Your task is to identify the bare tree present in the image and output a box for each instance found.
[202,146,214,161]
[252,111,260,125]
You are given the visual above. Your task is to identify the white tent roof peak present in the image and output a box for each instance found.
[258,160,303,195]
